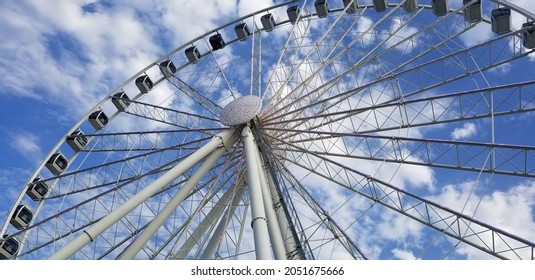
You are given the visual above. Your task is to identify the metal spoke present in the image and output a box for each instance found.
[47,137,211,197]
[165,73,223,118]
[266,132,535,260]
[273,154,367,260]
[267,128,535,178]
[3,1,535,261]
[80,129,220,152]
[263,29,534,126]
[14,152,239,258]
[261,2,478,121]
[123,98,221,130]
[263,4,401,116]
[264,80,535,135]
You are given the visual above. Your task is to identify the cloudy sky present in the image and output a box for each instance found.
[1,0,535,260]
[0,0,283,215]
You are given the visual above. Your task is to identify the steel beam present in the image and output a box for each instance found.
[48,129,236,259]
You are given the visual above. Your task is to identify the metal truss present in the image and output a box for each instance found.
[263,27,534,127]
[14,153,240,259]
[256,132,309,260]
[274,157,367,260]
[48,137,210,197]
[267,133,535,260]
[266,80,535,135]
[261,2,478,122]
[163,166,244,259]
[123,98,220,131]
[80,129,219,152]
[268,128,535,178]
[261,2,313,105]
[262,4,382,116]
[100,169,245,260]
[250,19,262,97]
[19,164,233,259]
[166,72,222,118]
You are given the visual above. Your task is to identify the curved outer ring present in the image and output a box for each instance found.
[2,0,535,257]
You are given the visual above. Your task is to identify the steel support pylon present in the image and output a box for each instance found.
[49,129,236,260]
[242,125,273,259]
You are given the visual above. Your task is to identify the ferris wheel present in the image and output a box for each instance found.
[1,0,535,260]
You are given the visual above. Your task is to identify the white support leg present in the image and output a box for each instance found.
[49,129,236,260]
[201,177,246,259]
[254,146,287,260]
[266,173,301,259]
[173,180,239,259]
[242,125,272,260]
[118,136,236,259]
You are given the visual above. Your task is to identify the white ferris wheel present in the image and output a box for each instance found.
[1,0,535,260]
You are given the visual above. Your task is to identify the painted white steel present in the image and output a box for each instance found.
[49,129,236,260]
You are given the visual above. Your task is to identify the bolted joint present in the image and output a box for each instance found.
[241,124,252,138]
[250,216,268,228]
[213,128,237,151]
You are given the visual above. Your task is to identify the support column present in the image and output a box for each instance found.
[118,135,235,259]
[242,125,272,260]
[172,180,239,259]
[201,177,246,259]
[254,146,287,260]
[266,171,300,259]
[49,129,236,260]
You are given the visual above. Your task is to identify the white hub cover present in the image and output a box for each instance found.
[220,95,262,126]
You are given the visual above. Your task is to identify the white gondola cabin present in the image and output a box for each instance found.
[432,0,448,17]
[315,0,329,18]
[135,75,153,93]
[66,130,88,152]
[185,46,201,63]
[491,8,511,35]
[112,92,130,111]
[287,5,300,23]
[26,177,50,200]
[235,23,250,41]
[403,0,418,13]
[89,110,108,130]
[373,0,387,12]
[0,234,19,260]
[159,59,177,78]
[261,13,276,32]
[343,0,359,14]
[10,204,33,229]
[45,152,68,175]
[463,0,481,23]
[523,22,535,49]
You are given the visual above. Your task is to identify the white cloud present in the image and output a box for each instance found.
[0,168,33,218]
[0,0,161,118]
[459,22,494,47]
[9,131,43,163]
[2,0,534,260]
[506,0,535,30]
[160,0,239,46]
[488,62,512,75]
[0,0,252,120]
[355,16,375,47]
[237,0,278,17]
[382,16,420,51]
[451,122,477,140]
[391,248,418,260]
[428,180,535,259]
[377,210,425,242]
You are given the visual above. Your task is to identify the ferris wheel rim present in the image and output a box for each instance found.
[2,0,535,260]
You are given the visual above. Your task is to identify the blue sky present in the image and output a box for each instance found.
[1,0,535,260]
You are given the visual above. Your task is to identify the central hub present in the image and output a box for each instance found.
[220,95,262,126]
